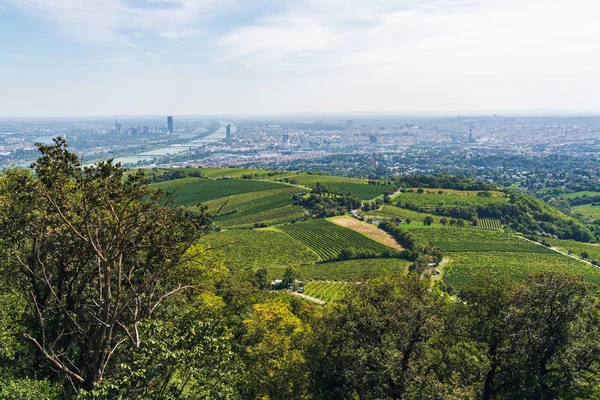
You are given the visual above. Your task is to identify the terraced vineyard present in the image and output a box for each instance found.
[477,219,502,230]
[278,219,396,260]
[403,226,548,253]
[303,281,349,303]
[366,205,440,225]
[444,251,600,293]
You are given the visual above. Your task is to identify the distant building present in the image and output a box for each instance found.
[114,120,122,135]
[369,135,377,144]
[226,123,232,139]
[167,116,173,134]
[142,126,149,134]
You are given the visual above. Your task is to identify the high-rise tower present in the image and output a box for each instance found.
[226,123,232,139]
[167,116,173,134]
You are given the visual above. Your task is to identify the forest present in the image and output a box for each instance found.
[1,139,600,399]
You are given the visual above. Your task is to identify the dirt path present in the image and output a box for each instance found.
[329,216,404,251]
[286,291,326,305]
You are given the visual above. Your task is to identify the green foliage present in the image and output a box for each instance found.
[278,219,396,261]
[268,173,395,200]
[280,258,410,282]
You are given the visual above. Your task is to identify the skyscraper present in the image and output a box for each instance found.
[167,116,173,134]
[115,119,122,135]
[226,123,232,139]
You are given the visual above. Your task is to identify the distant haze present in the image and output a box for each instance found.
[0,0,599,117]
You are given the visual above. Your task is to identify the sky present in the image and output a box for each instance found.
[0,0,599,117]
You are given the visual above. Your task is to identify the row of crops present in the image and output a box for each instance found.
[150,177,285,207]
[278,219,395,260]
[403,225,551,253]
[202,187,306,228]
[444,251,600,293]
[476,219,503,230]
[303,281,350,303]
[205,229,319,270]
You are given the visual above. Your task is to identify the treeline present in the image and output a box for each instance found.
[147,168,205,183]
[294,183,362,218]
[378,221,443,262]
[391,174,501,191]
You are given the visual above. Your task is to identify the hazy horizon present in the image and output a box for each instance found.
[1,0,599,117]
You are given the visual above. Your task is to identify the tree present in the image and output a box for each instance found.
[282,267,300,288]
[440,217,448,226]
[503,272,600,399]
[241,300,310,399]
[254,267,269,290]
[423,216,434,226]
[581,251,589,259]
[0,138,211,392]
[457,219,466,228]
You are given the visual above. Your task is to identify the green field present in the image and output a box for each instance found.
[205,229,319,270]
[392,190,508,208]
[267,173,394,200]
[150,177,285,207]
[202,187,305,227]
[292,258,409,281]
[303,281,349,303]
[563,191,600,199]
[403,225,547,253]
[277,219,396,260]
[444,251,600,293]
[572,204,600,219]
[540,237,600,261]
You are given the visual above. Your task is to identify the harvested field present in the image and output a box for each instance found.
[329,216,403,251]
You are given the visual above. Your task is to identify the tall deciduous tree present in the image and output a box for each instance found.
[0,138,210,392]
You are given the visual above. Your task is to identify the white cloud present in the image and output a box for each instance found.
[6,0,219,44]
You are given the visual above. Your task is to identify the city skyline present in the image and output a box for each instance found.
[1,0,599,117]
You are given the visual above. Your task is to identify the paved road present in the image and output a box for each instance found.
[286,291,326,305]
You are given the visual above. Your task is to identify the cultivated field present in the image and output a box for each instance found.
[444,251,600,293]
[205,228,319,270]
[151,177,285,206]
[277,219,396,260]
[540,237,600,261]
[202,186,305,227]
[476,218,502,230]
[293,258,409,281]
[328,216,403,250]
[303,282,349,303]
